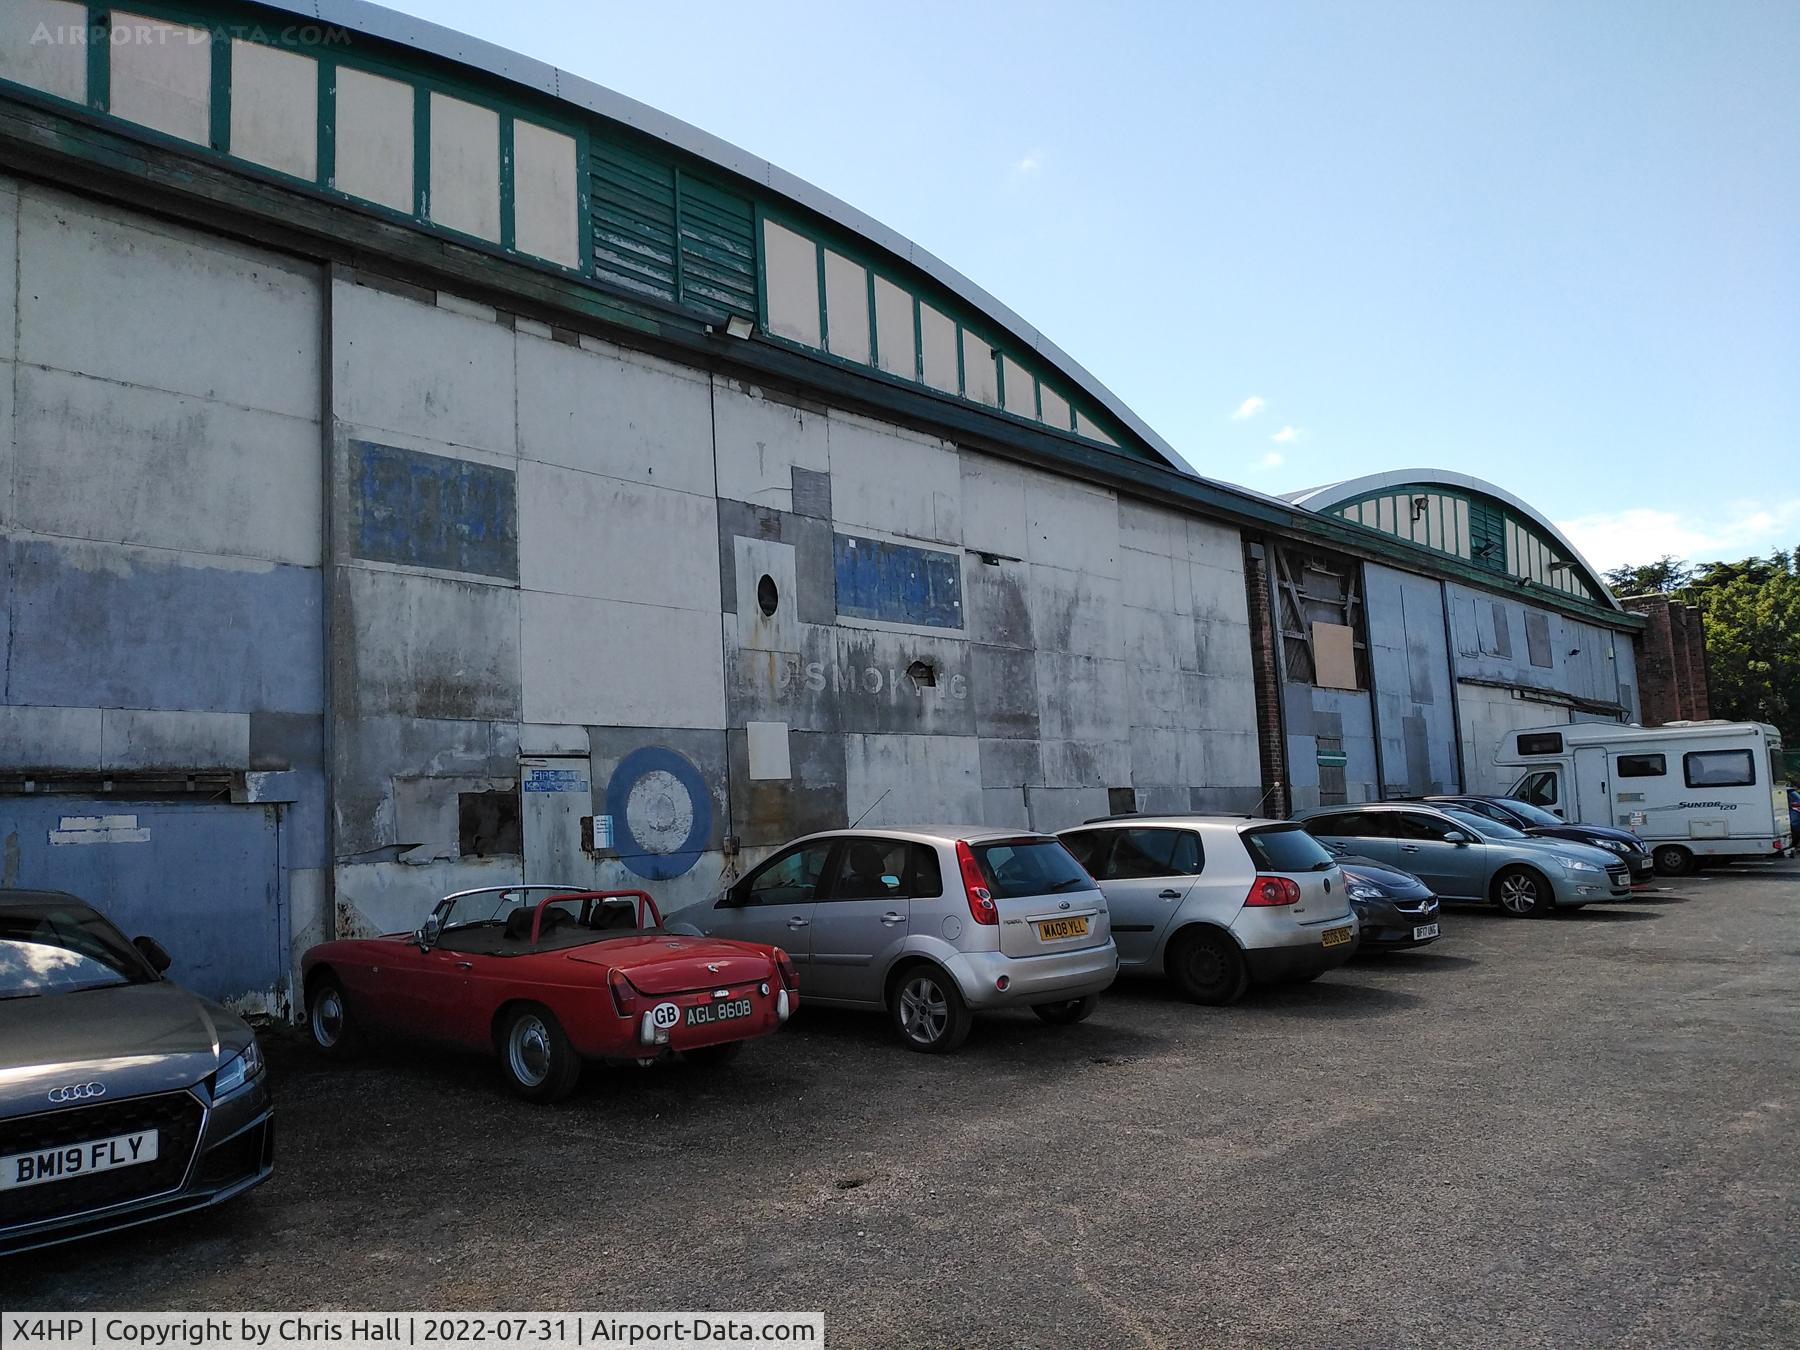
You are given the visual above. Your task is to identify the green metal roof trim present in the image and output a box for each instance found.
[0,0,1174,467]
[1284,469,1620,612]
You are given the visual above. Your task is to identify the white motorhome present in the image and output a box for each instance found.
[1494,720,1793,876]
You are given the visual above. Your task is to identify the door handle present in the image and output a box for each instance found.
[456,961,473,971]
[1159,889,1181,899]
[786,917,810,929]
[1400,845,1420,853]
[881,912,905,926]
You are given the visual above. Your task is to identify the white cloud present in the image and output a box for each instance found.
[1271,425,1301,444]
[1554,499,1800,572]
[1248,450,1285,472]
[1011,149,1045,177]
[1230,396,1265,420]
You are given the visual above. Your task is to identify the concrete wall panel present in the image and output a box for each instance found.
[20,190,321,421]
[827,415,961,546]
[522,590,724,729]
[518,335,714,499]
[1026,476,1118,576]
[333,279,516,455]
[844,733,982,828]
[6,536,322,715]
[520,461,720,611]
[959,455,1030,561]
[346,567,519,721]
[101,709,250,771]
[711,378,830,511]
[14,366,320,565]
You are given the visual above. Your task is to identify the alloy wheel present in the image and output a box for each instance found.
[1498,873,1540,915]
[899,975,949,1046]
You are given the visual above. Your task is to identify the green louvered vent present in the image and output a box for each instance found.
[1468,498,1506,573]
[677,177,755,320]
[591,139,678,302]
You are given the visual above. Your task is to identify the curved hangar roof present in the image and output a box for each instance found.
[0,0,1188,472]
[1284,470,1619,611]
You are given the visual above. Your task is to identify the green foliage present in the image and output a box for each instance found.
[1612,547,1800,743]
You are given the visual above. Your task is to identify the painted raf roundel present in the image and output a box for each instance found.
[605,746,712,880]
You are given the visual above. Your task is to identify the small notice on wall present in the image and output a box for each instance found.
[524,767,590,793]
[50,815,150,846]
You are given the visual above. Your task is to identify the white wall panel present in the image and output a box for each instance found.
[0,0,87,102]
[230,41,317,180]
[513,120,579,266]
[822,250,870,365]
[517,334,714,498]
[1002,356,1035,418]
[844,734,983,828]
[762,220,820,347]
[827,414,961,546]
[518,461,720,611]
[334,67,413,212]
[429,93,500,242]
[18,189,320,421]
[1039,385,1070,429]
[711,378,829,511]
[962,333,998,405]
[110,14,210,145]
[522,591,725,729]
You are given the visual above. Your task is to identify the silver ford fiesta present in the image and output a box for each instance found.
[0,889,274,1255]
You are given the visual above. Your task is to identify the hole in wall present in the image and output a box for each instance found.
[906,659,938,688]
[757,574,779,617]
[459,789,522,857]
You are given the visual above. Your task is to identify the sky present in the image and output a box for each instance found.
[382,0,1798,573]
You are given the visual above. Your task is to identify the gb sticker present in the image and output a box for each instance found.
[651,1002,682,1030]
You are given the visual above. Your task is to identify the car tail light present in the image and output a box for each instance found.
[955,840,998,925]
[608,969,641,1017]
[1244,875,1302,907]
[773,947,799,991]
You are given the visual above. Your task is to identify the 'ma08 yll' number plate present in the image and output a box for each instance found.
[685,998,752,1027]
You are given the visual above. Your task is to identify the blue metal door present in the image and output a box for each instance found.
[0,797,283,1011]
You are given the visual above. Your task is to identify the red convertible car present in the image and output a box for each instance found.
[301,887,798,1102]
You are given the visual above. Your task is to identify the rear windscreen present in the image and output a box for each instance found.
[1242,826,1336,873]
[970,840,1094,899]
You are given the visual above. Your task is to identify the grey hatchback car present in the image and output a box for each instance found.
[666,828,1118,1052]
[0,889,274,1255]
[1294,803,1632,915]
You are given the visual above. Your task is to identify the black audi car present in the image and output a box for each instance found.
[1327,849,1443,950]
[0,889,274,1255]
[1424,795,1655,884]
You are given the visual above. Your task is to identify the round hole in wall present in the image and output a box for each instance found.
[757,574,780,618]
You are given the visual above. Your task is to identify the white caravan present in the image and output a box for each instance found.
[1495,720,1793,876]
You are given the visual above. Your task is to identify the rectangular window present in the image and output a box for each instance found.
[1241,825,1335,873]
[968,839,1092,899]
[1,1,90,103]
[1683,750,1755,789]
[919,303,957,391]
[1617,753,1665,778]
[873,275,914,379]
[110,13,211,145]
[1518,732,1563,756]
[512,120,580,267]
[762,219,821,347]
[335,67,415,212]
[961,333,998,405]
[1101,829,1205,880]
[823,250,871,364]
[429,92,501,242]
[230,41,318,181]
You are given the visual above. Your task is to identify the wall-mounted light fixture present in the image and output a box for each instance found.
[710,314,755,339]
[1411,496,1428,521]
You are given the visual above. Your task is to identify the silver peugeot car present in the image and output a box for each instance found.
[666,828,1118,1052]
[0,889,274,1255]
[1293,803,1632,915]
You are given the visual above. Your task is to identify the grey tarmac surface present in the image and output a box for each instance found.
[6,861,1798,1349]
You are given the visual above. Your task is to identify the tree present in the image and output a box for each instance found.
[1690,548,1800,742]
[1604,555,1691,596]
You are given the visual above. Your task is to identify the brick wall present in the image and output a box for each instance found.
[1620,593,1711,724]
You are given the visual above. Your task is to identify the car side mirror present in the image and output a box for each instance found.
[132,935,172,974]
[417,914,442,950]
[1443,831,1473,845]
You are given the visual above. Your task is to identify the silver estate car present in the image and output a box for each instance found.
[0,889,274,1255]
[1057,816,1359,1005]
[666,828,1118,1052]
[1293,803,1632,915]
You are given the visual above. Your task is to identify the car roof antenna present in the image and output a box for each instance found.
[848,788,893,830]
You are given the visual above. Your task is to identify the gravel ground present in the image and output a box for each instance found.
[6,861,1798,1348]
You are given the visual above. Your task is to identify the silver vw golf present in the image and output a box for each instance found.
[0,889,274,1255]
[1293,803,1632,915]
[666,828,1118,1052]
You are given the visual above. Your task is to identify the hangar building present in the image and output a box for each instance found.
[0,0,1641,1011]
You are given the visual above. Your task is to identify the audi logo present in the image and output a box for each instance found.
[47,1081,106,1104]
